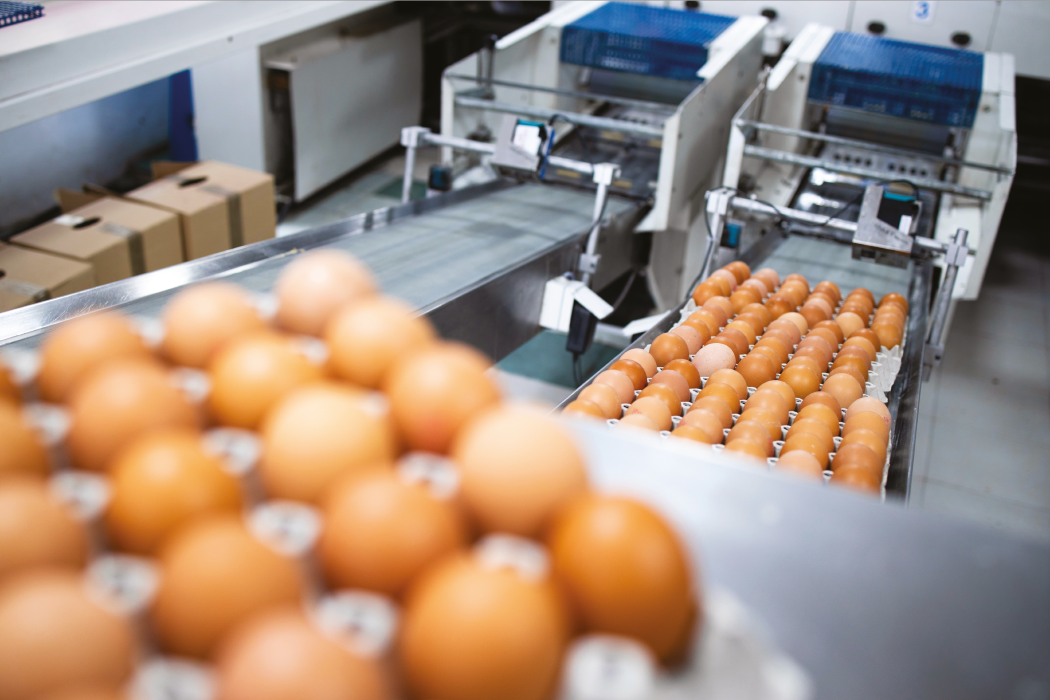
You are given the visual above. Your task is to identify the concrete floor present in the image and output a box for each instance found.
[280,150,1050,544]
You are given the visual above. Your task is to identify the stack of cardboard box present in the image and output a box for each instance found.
[1,161,276,313]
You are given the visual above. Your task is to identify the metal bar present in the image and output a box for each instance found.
[737,120,1014,175]
[884,257,932,499]
[401,144,417,204]
[416,131,596,176]
[445,72,672,112]
[0,179,517,345]
[728,196,860,233]
[742,145,993,200]
[926,229,968,350]
[454,95,665,138]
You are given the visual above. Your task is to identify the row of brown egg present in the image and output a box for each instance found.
[563,261,901,496]
[0,250,700,700]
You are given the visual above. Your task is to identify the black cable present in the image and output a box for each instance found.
[608,269,639,312]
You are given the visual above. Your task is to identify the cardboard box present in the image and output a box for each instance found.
[0,242,94,313]
[124,160,276,260]
[13,196,182,284]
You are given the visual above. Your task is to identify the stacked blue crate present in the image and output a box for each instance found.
[0,1,43,28]
[560,2,735,82]
[808,32,983,128]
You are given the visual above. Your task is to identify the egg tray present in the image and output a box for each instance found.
[560,277,913,499]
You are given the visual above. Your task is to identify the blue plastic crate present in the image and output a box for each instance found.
[0,1,42,28]
[808,32,983,128]
[560,2,735,81]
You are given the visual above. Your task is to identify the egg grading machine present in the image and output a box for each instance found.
[558,27,1017,500]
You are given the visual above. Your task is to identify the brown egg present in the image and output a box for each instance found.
[755,336,790,365]
[774,450,823,479]
[709,270,737,294]
[740,303,772,328]
[874,307,906,327]
[842,411,890,444]
[703,338,736,361]
[834,312,866,339]
[691,343,737,378]
[778,364,821,400]
[701,299,731,327]
[814,281,841,303]
[208,332,323,429]
[740,278,769,299]
[786,417,834,454]
[821,373,864,409]
[758,380,795,408]
[714,328,749,357]
[832,443,883,479]
[753,267,780,291]
[848,328,881,351]
[847,286,875,303]
[836,345,873,370]
[879,292,908,311]
[706,275,732,298]
[548,495,695,662]
[831,350,869,377]
[161,283,266,369]
[260,383,396,504]
[563,400,605,420]
[687,397,733,430]
[618,413,660,432]
[764,296,795,320]
[829,464,881,494]
[813,319,845,344]
[0,403,48,480]
[325,296,435,389]
[611,359,648,390]
[651,370,690,403]
[725,320,757,346]
[724,440,768,464]
[35,686,125,700]
[152,515,304,658]
[871,322,903,349]
[840,429,887,465]
[724,261,751,284]
[680,318,713,345]
[0,364,18,407]
[829,364,868,390]
[736,310,769,335]
[454,405,587,538]
[401,544,569,700]
[690,281,723,306]
[274,249,376,337]
[626,397,673,431]
[579,383,622,420]
[0,569,135,700]
[68,359,198,472]
[783,273,809,288]
[792,344,829,371]
[319,471,466,596]
[664,359,701,389]
[678,410,725,443]
[638,383,683,419]
[670,424,716,444]
[701,295,734,321]
[759,325,795,348]
[786,354,824,379]
[649,334,690,367]
[727,421,773,457]
[781,433,829,469]
[593,370,635,405]
[737,409,780,443]
[707,369,747,400]
[798,304,828,329]
[843,336,878,364]
[796,403,842,437]
[670,325,703,354]
[736,354,777,389]
[106,429,241,555]
[744,388,789,425]
[621,349,658,379]
[38,312,152,403]
[838,304,872,324]
[799,391,841,417]
[385,342,501,454]
[798,334,834,365]
[0,478,87,581]
[778,283,807,308]
[729,290,760,314]
[698,382,742,415]
[808,327,840,352]
[684,311,719,337]
[749,345,783,373]
[216,607,391,700]
[768,318,802,346]
[807,293,835,314]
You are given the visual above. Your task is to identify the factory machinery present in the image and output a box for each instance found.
[0,4,1045,698]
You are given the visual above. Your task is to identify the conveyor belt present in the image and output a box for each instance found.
[0,182,639,359]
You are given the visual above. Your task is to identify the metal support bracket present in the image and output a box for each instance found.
[923,227,969,380]
[400,126,433,204]
[578,162,621,286]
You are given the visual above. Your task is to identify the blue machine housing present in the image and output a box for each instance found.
[808,32,983,128]
[560,2,735,82]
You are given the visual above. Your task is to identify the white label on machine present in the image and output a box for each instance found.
[512,124,543,155]
[898,215,913,233]
[910,1,935,24]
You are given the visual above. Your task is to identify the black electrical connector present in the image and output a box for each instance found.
[565,301,598,356]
